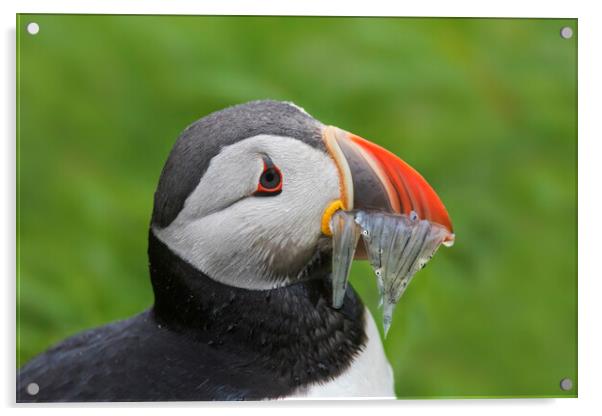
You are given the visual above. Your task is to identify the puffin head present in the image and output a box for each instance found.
[151,100,452,291]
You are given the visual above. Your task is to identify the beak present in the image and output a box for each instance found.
[322,126,454,250]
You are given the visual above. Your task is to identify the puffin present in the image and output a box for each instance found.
[17,100,452,402]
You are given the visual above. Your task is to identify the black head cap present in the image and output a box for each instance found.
[151,100,325,228]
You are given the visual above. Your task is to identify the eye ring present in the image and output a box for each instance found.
[255,156,282,196]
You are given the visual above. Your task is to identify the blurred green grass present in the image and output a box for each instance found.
[16,15,577,398]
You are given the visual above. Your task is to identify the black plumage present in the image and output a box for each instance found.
[17,233,366,402]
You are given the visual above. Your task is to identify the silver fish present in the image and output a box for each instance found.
[356,211,452,336]
[329,210,361,309]
[329,209,453,336]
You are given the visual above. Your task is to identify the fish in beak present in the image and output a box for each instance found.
[322,126,455,335]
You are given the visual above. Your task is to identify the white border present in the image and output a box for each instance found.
[3,1,601,415]
[1,0,586,18]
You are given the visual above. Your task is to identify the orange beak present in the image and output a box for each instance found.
[323,126,454,245]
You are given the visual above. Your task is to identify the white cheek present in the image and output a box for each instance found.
[154,135,341,289]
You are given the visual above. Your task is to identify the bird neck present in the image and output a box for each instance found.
[147,230,367,386]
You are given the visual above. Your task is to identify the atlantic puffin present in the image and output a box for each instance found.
[17,100,452,401]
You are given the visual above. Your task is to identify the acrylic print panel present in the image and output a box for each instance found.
[16,15,577,401]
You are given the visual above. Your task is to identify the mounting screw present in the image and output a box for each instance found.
[26,382,39,396]
[560,26,573,39]
[26,22,40,35]
[560,378,573,391]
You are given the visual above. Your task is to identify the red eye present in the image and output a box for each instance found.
[255,157,282,196]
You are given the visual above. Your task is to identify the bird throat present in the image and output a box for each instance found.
[147,231,367,390]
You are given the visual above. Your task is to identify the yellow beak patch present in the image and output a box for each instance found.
[321,199,345,236]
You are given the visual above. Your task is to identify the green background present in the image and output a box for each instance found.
[17,15,577,398]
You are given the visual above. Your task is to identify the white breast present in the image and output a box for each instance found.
[285,307,396,399]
